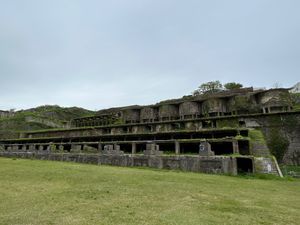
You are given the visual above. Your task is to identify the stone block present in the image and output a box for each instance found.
[199,141,214,156]
[144,143,162,156]
[102,144,124,155]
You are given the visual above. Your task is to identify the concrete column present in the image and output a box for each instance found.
[59,145,64,151]
[132,142,136,154]
[98,142,103,151]
[232,140,239,154]
[29,145,36,151]
[175,141,180,155]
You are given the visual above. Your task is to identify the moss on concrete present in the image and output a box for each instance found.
[217,119,239,128]
[249,129,266,145]
[267,128,289,163]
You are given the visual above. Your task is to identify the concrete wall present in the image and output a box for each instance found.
[0,152,238,175]
[227,95,258,114]
[202,98,227,115]
[140,107,158,122]
[122,109,140,123]
[256,89,292,112]
[158,105,179,120]
[179,102,201,118]
[239,114,300,165]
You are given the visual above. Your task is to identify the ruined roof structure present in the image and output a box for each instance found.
[1,87,299,176]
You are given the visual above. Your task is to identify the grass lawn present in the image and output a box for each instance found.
[0,158,299,225]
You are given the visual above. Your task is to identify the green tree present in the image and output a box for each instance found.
[193,81,223,95]
[267,129,289,163]
[224,82,243,90]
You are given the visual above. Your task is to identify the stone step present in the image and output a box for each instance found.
[254,157,280,176]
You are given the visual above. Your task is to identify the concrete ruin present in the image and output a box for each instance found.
[1,87,299,176]
[0,110,14,118]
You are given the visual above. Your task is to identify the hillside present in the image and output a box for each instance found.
[0,105,95,139]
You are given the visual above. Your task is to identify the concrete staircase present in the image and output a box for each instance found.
[251,142,271,157]
[254,157,281,176]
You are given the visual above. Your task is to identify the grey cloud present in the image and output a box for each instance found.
[0,0,299,110]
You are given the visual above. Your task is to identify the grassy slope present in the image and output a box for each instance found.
[0,105,95,138]
[0,158,299,225]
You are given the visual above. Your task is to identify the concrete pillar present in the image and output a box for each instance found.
[132,142,136,154]
[98,142,103,151]
[59,145,64,151]
[29,145,35,151]
[232,140,239,154]
[50,144,57,152]
[175,141,180,155]
[71,144,81,153]
[199,141,214,156]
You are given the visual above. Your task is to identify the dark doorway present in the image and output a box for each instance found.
[159,143,175,154]
[119,143,132,153]
[202,120,212,128]
[236,157,253,174]
[239,121,246,127]
[238,140,250,155]
[64,144,71,152]
[180,142,199,154]
[136,144,146,154]
[210,142,233,155]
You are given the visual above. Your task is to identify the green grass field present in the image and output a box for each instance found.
[0,158,299,225]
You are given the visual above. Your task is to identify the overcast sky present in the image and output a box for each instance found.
[0,0,299,110]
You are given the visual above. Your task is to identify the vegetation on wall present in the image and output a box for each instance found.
[291,93,300,111]
[267,128,289,163]
[217,119,239,128]
[193,80,223,95]
[229,95,259,114]
[224,82,243,90]
[193,81,244,96]
[249,129,267,145]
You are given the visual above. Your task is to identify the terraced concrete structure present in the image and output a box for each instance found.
[1,87,299,175]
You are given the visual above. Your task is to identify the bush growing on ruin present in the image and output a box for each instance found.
[224,82,243,90]
[193,81,223,95]
[193,81,244,96]
[267,129,289,163]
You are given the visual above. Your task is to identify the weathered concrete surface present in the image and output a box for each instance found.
[252,114,300,165]
[253,157,279,175]
[0,152,239,175]
[202,98,227,115]
[158,105,179,120]
[179,102,201,119]
[140,107,158,122]
[0,151,280,176]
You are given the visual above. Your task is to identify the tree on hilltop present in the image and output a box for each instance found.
[193,80,223,95]
[224,82,243,90]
